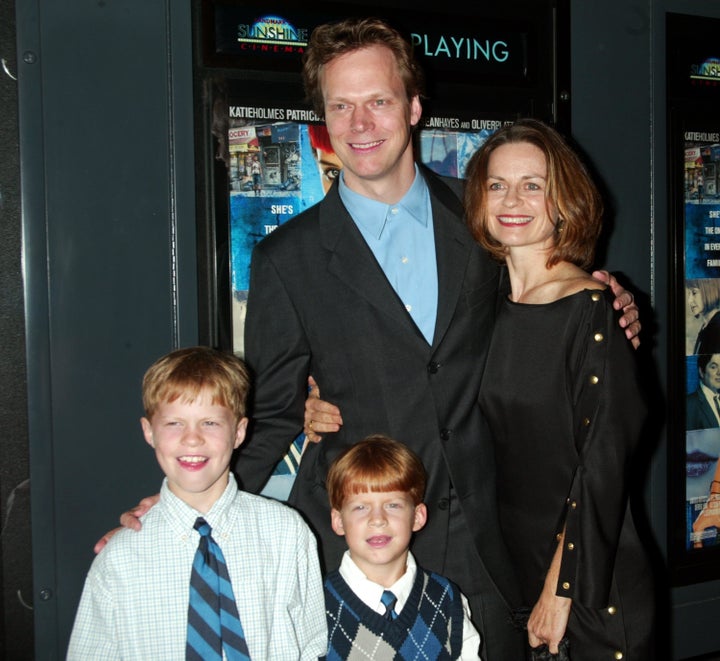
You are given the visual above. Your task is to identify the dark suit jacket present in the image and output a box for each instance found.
[239,168,519,610]
[687,387,720,430]
[694,312,720,354]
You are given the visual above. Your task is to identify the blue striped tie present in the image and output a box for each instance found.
[380,590,398,620]
[186,517,250,660]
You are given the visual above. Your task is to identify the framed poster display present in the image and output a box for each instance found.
[194,0,567,354]
[220,89,512,356]
[668,12,720,585]
[192,0,567,499]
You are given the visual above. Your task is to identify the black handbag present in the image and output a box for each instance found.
[529,637,571,661]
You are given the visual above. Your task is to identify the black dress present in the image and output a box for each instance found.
[480,288,654,660]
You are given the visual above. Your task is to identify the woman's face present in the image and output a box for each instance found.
[485,141,558,253]
[315,148,343,194]
[688,286,706,318]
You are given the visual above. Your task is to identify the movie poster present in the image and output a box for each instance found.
[683,129,720,550]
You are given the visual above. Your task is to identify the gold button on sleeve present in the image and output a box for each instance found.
[591,292,601,301]
[562,581,570,590]
[566,542,574,550]
[614,652,623,660]
[608,606,617,615]
[589,375,599,385]
[594,332,604,342]
[582,417,590,426]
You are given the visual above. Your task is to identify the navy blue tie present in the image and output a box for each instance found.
[186,517,250,660]
[380,590,398,620]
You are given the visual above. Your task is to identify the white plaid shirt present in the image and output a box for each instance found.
[68,474,327,660]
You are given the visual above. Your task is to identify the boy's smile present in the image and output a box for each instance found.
[331,490,427,585]
[141,388,247,513]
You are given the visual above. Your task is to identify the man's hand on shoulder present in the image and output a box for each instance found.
[92,493,160,554]
[593,270,641,349]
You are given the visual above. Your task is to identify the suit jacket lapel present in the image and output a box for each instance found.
[703,393,719,427]
[319,185,425,340]
[425,173,474,350]
[317,173,473,350]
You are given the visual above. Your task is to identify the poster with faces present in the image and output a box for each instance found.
[683,133,720,550]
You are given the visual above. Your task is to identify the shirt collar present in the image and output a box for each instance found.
[338,549,417,611]
[338,165,430,240]
[160,472,239,537]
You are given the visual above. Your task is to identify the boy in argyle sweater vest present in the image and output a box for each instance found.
[323,435,482,659]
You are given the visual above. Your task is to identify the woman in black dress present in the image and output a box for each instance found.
[465,119,654,660]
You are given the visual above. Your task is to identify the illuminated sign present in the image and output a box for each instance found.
[236,14,308,50]
[208,4,534,83]
[411,33,509,64]
[690,57,720,85]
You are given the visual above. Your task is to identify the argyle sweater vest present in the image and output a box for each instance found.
[324,567,465,660]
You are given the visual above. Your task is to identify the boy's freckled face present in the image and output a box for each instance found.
[141,388,246,513]
[331,490,427,582]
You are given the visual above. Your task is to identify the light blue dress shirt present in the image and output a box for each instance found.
[68,474,327,660]
[339,166,439,344]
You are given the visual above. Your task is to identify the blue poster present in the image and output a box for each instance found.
[683,134,720,549]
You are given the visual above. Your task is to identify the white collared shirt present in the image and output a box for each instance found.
[68,475,327,660]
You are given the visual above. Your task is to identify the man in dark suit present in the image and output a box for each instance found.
[238,17,639,660]
[687,353,720,430]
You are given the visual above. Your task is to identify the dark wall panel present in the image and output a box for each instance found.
[16,0,198,657]
[0,0,33,657]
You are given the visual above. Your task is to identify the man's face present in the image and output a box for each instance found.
[701,355,720,393]
[320,45,421,200]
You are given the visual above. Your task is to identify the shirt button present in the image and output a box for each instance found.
[401,256,409,264]
[391,207,399,215]
[405,304,412,312]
